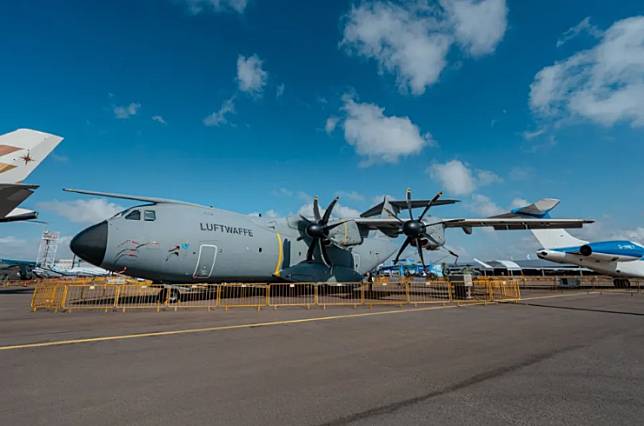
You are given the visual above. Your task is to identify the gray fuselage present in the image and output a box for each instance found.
[72,203,397,283]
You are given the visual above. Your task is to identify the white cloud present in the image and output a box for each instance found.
[476,169,502,186]
[577,220,644,244]
[428,160,500,195]
[0,236,24,244]
[183,0,247,14]
[38,199,124,224]
[510,198,529,208]
[341,0,507,95]
[298,202,361,219]
[325,116,339,134]
[236,54,268,94]
[113,102,141,119]
[203,96,236,127]
[341,94,432,165]
[620,227,644,242]
[441,0,508,57]
[530,16,644,128]
[521,128,545,140]
[556,17,602,48]
[467,194,504,216]
[276,83,285,98]
[152,115,167,125]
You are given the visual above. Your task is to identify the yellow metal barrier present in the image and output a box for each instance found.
[31,278,525,312]
[317,283,364,308]
[220,284,268,310]
[268,283,315,308]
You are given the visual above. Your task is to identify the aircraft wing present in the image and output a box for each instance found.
[441,218,593,230]
[0,183,39,218]
[352,217,593,232]
[63,188,201,207]
[352,217,404,235]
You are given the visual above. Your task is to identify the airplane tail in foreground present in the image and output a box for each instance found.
[530,229,588,249]
[0,128,63,183]
[491,198,588,249]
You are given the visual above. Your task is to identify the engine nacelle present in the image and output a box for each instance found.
[577,241,643,262]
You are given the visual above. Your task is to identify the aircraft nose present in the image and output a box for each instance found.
[70,221,108,266]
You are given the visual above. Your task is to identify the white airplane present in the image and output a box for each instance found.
[506,199,644,288]
[0,129,63,222]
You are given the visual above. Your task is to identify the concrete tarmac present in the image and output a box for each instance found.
[1,290,643,425]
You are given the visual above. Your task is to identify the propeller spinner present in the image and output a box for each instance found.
[388,189,445,271]
[298,196,346,266]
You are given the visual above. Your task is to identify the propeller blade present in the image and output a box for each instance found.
[406,188,414,220]
[319,239,331,266]
[321,196,339,224]
[419,191,442,221]
[306,238,317,262]
[299,215,312,224]
[447,249,459,265]
[416,239,426,271]
[313,196,321,222]
[393,237,412,264]
[383,207,404,223]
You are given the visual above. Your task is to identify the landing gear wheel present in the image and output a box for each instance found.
[613,278,631,289]
[169,289,180,303]
[158,288,181,303]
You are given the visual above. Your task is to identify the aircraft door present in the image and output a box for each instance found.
[193,244,218,279]
[352,253,361,271]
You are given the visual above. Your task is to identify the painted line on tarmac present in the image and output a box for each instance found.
[517,291,602,301]
[0,303,479,351]
[1,292,606,352]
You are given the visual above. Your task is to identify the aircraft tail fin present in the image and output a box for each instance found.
[491,198,588,248]
[0,129,63,183]
[491,198,561,219]
[531,229,588,249]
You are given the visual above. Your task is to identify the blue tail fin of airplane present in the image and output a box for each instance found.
[509,198,560,218]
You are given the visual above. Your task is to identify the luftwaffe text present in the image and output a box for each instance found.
[200,223,254,237]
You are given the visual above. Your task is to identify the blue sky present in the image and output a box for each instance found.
[1,0,642,260]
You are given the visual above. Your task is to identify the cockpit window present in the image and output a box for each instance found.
[144,210,156,222]
[125,210,141,221]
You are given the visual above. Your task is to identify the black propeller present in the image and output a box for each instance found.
[298,196,346,266]
[389,189,444,272]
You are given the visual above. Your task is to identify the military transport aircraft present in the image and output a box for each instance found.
[67,188,592,284]
[0,128,63,222]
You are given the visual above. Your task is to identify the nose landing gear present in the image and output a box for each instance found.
[613,278,631,289]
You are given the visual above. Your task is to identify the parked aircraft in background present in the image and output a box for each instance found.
[33,258,110,278]
[502,198,643,288]
[0,258,36,280]
[66,188,592,285]
[0,129,63,222]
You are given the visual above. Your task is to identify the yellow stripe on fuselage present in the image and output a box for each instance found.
[274,233,283,276]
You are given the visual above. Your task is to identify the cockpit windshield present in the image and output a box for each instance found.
[125,210,141,220]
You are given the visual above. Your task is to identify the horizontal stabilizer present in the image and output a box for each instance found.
[0,184,39,218]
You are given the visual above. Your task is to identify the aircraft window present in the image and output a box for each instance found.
[144,210,156,222]
[125,210,141,221]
